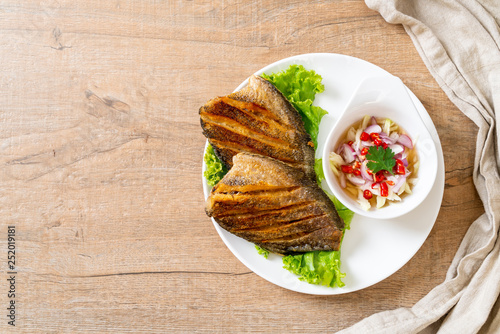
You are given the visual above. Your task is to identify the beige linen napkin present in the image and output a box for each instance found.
[340,1,500,333]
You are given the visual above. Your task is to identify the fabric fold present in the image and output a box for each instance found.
[340,1,500,333]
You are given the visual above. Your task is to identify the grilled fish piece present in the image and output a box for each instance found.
[205,153,344,255]
[199,75,315,179]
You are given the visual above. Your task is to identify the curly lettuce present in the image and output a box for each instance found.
[203,144,228,187]
[262,65,327,148]
[255,245,270,259]
[283,250,345,288]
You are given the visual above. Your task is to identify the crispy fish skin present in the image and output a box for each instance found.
[199,75,315,179]
[206,153,344,255]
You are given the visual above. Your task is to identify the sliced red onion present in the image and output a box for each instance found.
[341,143,356,163]
[386,175,398,183]
[397,150,408,160]
[380,134,396,145]
[339,172,346,188]
[353,140,360,151]
[362,181,374,190]
[361,140,374,147]
[337,143,344,154]
[336,144,343,155]
[360,161,372,181]
[389,144,404,155]
[402,158,408,167]
[392,175,407,193]
[397,134,413,149]
[389,132,399,141]
[371,185,380,196]
[371,116,378,125]
[355,148,362,158]
[365,124,381,134]
[347,175,365,186]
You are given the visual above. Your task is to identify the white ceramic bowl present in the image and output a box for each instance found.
[322,75,438,219]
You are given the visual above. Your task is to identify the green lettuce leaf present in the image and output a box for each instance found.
[327,193,354,231]
[283,250,345,288]
[314,157,325,185]
[262,65,327,148]
[203,144,228,187]
[255,245,270,259]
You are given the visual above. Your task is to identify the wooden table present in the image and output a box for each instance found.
[1,1,484,332]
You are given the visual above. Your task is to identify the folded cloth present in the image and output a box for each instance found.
[340,1,500,333]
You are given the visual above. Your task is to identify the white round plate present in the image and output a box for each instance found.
[202,53,445,295]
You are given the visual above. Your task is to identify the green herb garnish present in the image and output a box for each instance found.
[366,146,395,174]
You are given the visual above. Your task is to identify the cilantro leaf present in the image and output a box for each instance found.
[366,146,395,174]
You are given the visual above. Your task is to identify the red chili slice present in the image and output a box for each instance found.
[353,169,361,176]
[374,138,383,146]
[341,165,353,174]
[360,147,369,155]
[395,159,406,175]
[375,171,386,183]
[363,189,373,200]
[370,132,380,141]
[380,182,389,197]
[348,140,354,146]
[360,132,370,141]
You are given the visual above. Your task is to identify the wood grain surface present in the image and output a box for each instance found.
[0,1,484,332]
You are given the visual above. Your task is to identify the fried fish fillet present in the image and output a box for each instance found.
[199,75,315,179]
[205,153,344,255]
